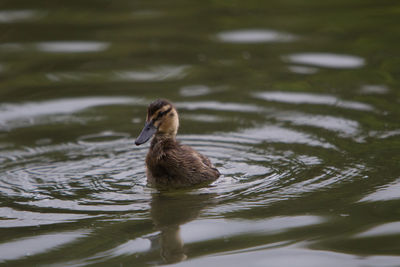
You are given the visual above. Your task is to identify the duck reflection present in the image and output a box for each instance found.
[149,190,214,264]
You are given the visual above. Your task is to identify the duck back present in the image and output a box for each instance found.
[146,135,220,187]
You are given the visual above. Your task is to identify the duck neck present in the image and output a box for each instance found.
[151,132,176,148]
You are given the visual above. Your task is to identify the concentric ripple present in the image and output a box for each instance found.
[0,99,365,220]
[0,95,391,265]
[1,0,399,265]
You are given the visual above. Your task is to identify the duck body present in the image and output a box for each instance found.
[135,99,220,188]
[146,135,220,187]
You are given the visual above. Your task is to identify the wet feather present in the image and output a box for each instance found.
[135,99,220,187]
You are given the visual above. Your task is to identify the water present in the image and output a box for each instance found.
[1,0,400,266]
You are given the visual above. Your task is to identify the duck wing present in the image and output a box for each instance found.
[159,145,220,185]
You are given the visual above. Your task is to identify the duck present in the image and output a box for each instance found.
[135,99,220,187]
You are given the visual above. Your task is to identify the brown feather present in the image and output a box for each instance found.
[138,99,220,188]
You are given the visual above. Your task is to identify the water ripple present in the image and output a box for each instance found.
[0,122,348,218]
[181,216,323,243]
[288,65,319,74]
[168,243,400,267]
[359,178,400,202]
[0,97,139,130]
[359,85,389,95]
[235,125,336,149]
[180,85,212,97]
[0,10,40,23]
[284,53,365,69]
[216,29,297,43]
[0,230,90,262]
[113,65,189,81]
[36,41,109,53]
[176,101,264,112]
[274,112,360,138]
[356,222,400,238]
[254,91,374,111]
[0,207,92,228]
[0,98,381,264]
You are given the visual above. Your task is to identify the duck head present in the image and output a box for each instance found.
[135,99,179,146]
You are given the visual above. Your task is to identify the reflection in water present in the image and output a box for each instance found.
[168,244,400,267]
[0,207,90,227]
[36,41,110,53]
[370,129,400,139]
[114,65,189,82]
[180,85,211,97]
[0,43,25,52]
[0,41,109,53]
[181,216,323,243]
[359,178,400,202]
[0,97,137,129]
[0,231,89,262]
[45,65,189,83]
[284,53,365,69]
[182,114,225,123]
[275,112,360,137]
[288,65,318,75]
[1,0,399,265]
[176,101,262,112]
[359,85,389,95]
[356,222,400,238]
[0,10,39,23]
[78,131,130,144]
[254,91,374,111]
[149,192,214,264]
[237,125,336,149]
[216,29,296,43]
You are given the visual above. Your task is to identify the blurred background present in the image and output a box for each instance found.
[0,0,400,266]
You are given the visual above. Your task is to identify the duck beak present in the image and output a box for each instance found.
[135,121,157,146]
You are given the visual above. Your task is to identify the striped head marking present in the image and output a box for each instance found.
[147,99,172,123]
[135,99,179,145]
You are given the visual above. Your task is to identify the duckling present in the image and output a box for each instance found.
[135,99,220,187]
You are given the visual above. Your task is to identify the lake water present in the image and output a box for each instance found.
[1,0,400,266]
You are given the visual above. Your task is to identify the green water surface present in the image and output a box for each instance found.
[0,0,400,266]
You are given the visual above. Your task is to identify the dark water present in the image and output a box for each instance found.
[1,0,400,266]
